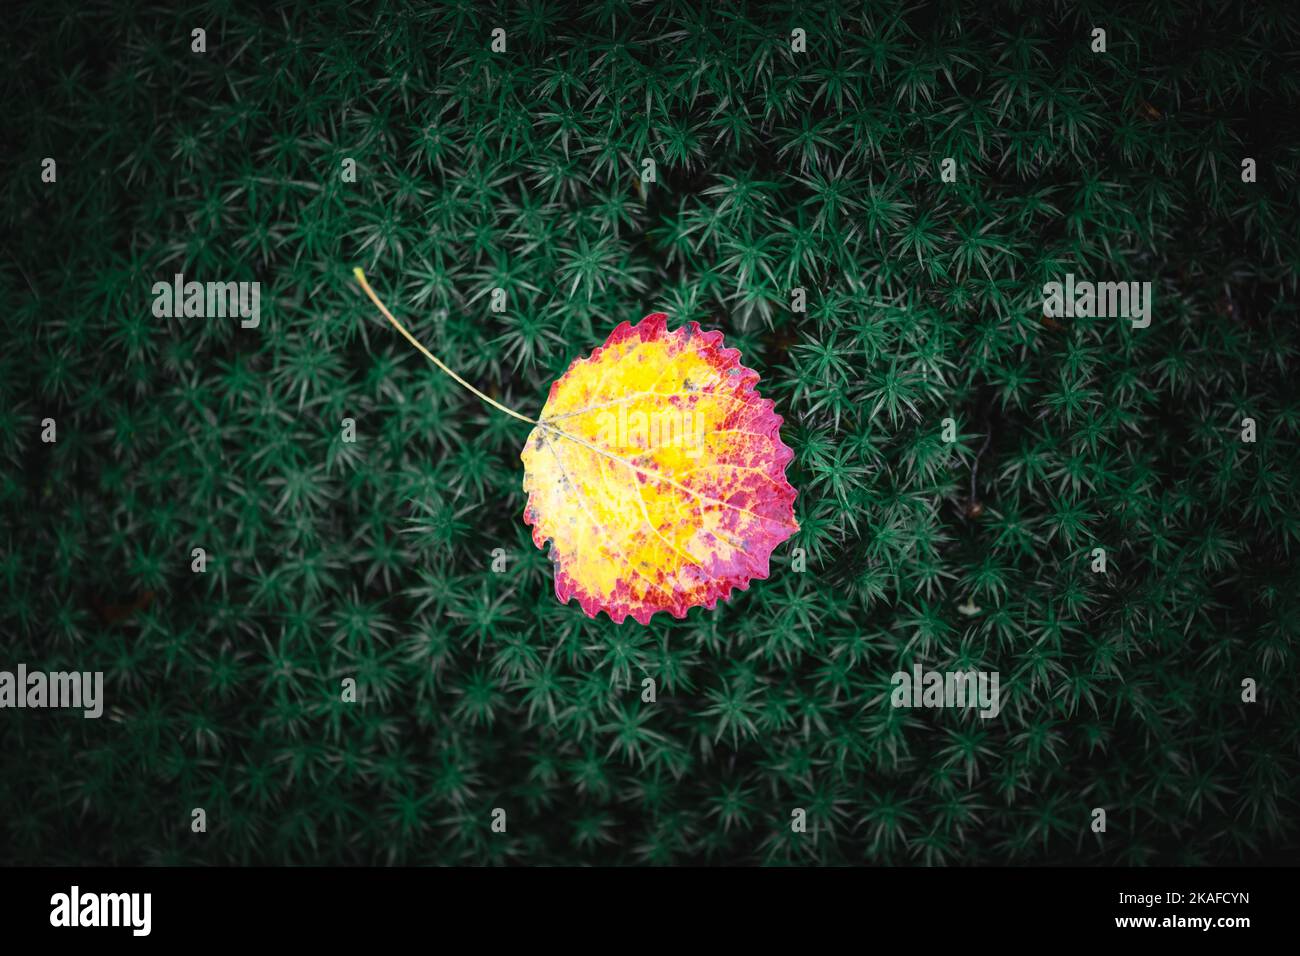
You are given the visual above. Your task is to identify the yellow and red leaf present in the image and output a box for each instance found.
[521,313,798,624]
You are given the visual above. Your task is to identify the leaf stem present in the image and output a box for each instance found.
[353,268,538,425]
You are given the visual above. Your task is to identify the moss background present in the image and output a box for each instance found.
[3,0,1299,865]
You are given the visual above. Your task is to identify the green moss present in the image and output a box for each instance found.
[2,0,1298,864]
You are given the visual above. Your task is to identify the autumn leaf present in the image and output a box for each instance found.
[522,313,799,623]
[354,270,799,624]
